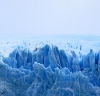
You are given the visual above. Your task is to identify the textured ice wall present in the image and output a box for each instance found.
[0,44,100,96]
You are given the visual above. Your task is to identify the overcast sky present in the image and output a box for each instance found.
[0,0,100,35]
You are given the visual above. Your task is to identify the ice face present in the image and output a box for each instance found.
[0,44,100,96]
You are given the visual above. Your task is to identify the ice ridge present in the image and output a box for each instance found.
[0,44,100,96]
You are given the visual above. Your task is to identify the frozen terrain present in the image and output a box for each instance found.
[1,35,100,56]
[0,35,100,96]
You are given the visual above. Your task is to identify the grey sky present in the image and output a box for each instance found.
[0,0,100,35]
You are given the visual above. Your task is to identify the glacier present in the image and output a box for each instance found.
[0,44,100,96]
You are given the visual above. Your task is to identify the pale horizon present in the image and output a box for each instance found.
[0,0,100,35]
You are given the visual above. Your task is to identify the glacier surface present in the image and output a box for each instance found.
[0,44,100,96]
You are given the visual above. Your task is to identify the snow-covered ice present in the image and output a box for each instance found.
[0,35,100,96]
